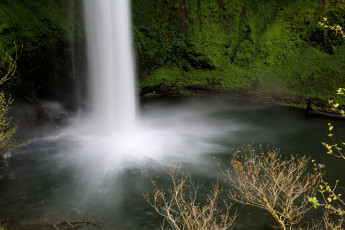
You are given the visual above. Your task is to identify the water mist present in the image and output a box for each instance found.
[77,0,236,176]
[0,1,337,229]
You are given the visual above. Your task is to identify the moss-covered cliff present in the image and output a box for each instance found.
[0,0,344,106]
[0,0,84,107]
[132,0,345,102]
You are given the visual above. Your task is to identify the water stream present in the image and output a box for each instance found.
[0,1,345,229]
[83,0,137,134]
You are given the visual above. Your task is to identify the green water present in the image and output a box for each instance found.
[0,98,344,229]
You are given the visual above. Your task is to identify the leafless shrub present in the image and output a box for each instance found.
[145,165,237,230]
[216,146,320,230]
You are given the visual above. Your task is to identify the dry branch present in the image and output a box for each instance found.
[216,146,320,230]
[43,220,105,230]
[0,43,22,86]
[145,165,237,230]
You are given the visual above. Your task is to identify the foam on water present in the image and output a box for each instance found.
[63,99,248,181]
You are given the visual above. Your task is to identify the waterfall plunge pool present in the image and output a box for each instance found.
[1,97,345,229]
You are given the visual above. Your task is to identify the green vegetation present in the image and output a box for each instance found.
[0,0,343,105]
[314,88,345,229]
[0,40,17,230]
[312,19,345,226]
[132,0,345,104]
[2,1,345,229]
[0,92,16,156]
[0,0,83,100]
[0,43,18,155]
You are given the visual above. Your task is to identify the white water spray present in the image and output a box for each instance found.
[75,0,239,176]
[84,0,137,134]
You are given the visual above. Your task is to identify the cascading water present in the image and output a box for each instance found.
[77,0,229,173]
[83,0,137,134]
[1,2,340,229]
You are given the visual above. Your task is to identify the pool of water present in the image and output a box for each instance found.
[1,97,344,229]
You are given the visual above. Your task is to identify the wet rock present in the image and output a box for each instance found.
[10,100,71,141]
[0,155,6,181]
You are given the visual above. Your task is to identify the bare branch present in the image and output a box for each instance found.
[0,42,22,86]
[43,220,105,230]
[145,165,237,230]
[217,145,320,230]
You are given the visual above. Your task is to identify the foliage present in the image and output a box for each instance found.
[311,159,344,230]
[145,165,237,230]
[0,92,16,155]
[0,43,18,230]
[312,88,345,229]
[322,122,345,160]
[216,146,320,230]
[0,44,19,155]
[319,18,345,38]
[322,88,345,159]
[0,0,83,99]
[0,42,21,85]
[133,0,345,102]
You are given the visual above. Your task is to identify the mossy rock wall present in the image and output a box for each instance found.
[0,0,344,105]
[132,0,345,101]
[0,0,84,108]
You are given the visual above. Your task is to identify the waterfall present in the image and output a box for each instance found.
[83,0,137,134]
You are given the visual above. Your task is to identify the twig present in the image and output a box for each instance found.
[43,220,105,230]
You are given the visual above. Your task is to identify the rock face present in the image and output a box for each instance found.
[0,0,85,108]
[132,0,345,102]
[0,0,344,106]
[0,155,6,181]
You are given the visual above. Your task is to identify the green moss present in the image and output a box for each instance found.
[133,0,345,104]
[0,0,84,100]
[140,68,182,87]
[0,0,343,106]
[140,64,259,92]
